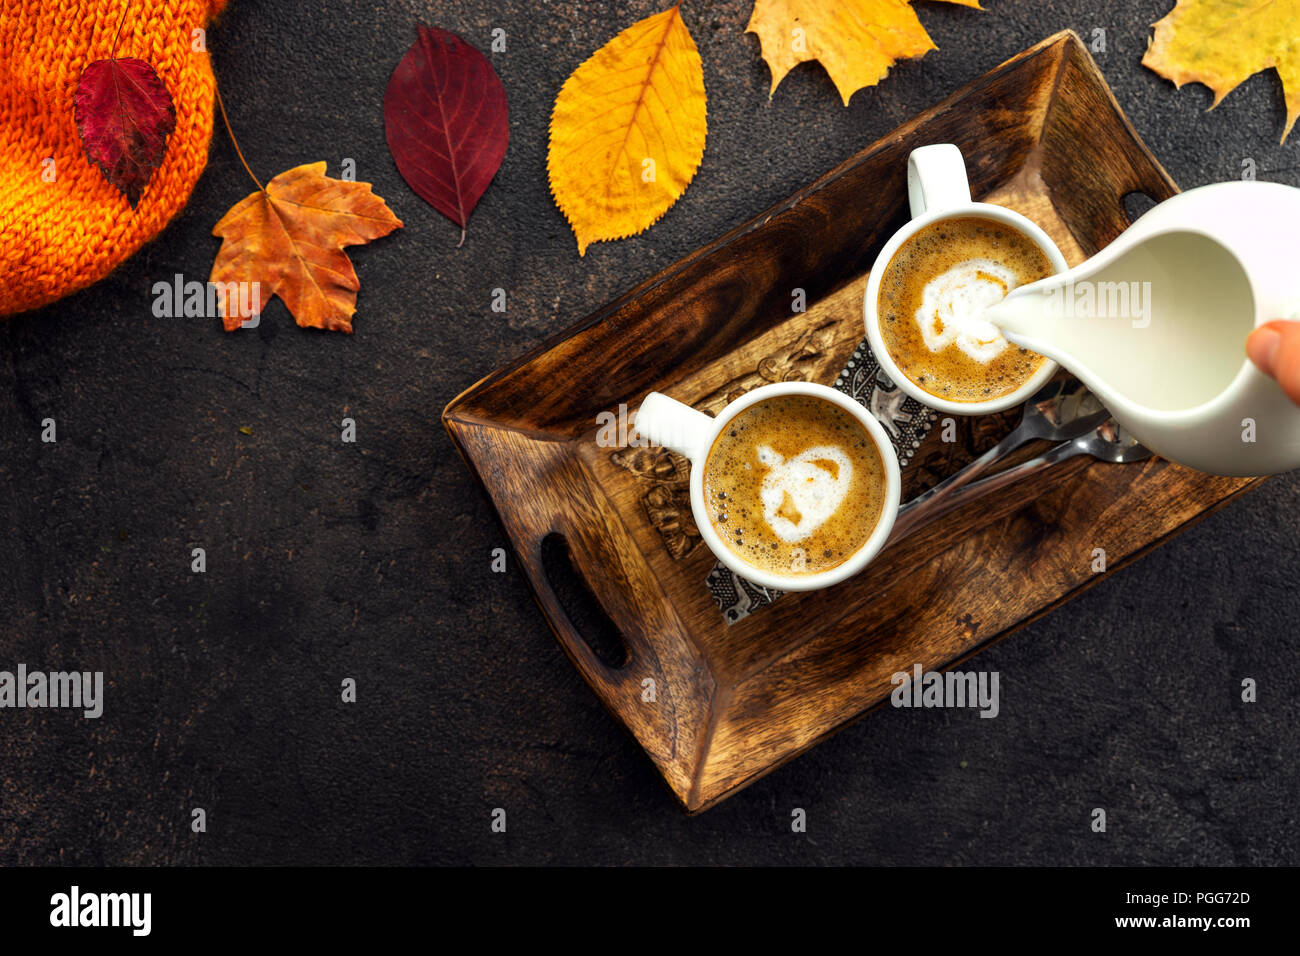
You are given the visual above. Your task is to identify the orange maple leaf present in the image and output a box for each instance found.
[746,0,982,106]
[210,162,403,333]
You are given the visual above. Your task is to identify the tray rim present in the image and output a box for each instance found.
[441,30,1248,813]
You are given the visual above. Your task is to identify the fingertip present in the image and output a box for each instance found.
[1269,325,1300,405]
[1246,325,1282,375]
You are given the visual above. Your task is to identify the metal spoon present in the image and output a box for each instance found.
[888,379,1109,541]
[888,418,1152,543]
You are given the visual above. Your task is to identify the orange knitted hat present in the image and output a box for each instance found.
[0,0,230,316]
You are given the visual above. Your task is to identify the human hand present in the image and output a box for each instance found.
[1246,321,1300,406]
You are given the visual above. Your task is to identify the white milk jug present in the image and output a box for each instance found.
[983,180,1300,476]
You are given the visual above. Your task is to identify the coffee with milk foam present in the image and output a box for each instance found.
[878,216,1054,403]
[703,395,886,577]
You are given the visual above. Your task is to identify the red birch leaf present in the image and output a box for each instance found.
[74,57,177,207]
[384,26,509,245]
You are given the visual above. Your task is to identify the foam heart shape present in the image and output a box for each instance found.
[757,444,852,543]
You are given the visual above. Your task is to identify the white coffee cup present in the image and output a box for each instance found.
[864,144,1069,416]
[634,382,901,591]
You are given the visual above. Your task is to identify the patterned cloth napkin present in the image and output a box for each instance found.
[706,337,938,624]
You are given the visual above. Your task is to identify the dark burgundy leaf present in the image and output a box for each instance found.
[384,26,509,245]
[74,57,176,207]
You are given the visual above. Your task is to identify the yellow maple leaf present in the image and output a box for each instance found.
[746,0,982,106]
[548,5,707,255]
[1143,0,1300,143]
[210,162,402,333]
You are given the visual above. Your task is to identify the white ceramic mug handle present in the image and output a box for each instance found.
[907,144,971,218]
[635,392,713,463]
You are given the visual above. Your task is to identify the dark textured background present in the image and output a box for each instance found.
[2,0,1297,866]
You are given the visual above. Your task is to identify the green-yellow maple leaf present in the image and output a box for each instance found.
[1144,0,1300,143]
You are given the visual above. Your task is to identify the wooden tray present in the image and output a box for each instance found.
[444,32,1262,812]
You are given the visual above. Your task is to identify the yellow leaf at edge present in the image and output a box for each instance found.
[210,162,403,333]
[746,0,982,106]
[1143,0,1300,143]
[548,6,708,255]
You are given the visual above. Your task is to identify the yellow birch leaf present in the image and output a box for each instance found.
[1143,0,1300,143]
[548,5,707,255]
[746,0,982,106]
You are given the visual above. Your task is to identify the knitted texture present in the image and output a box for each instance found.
[0,0,230,316]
